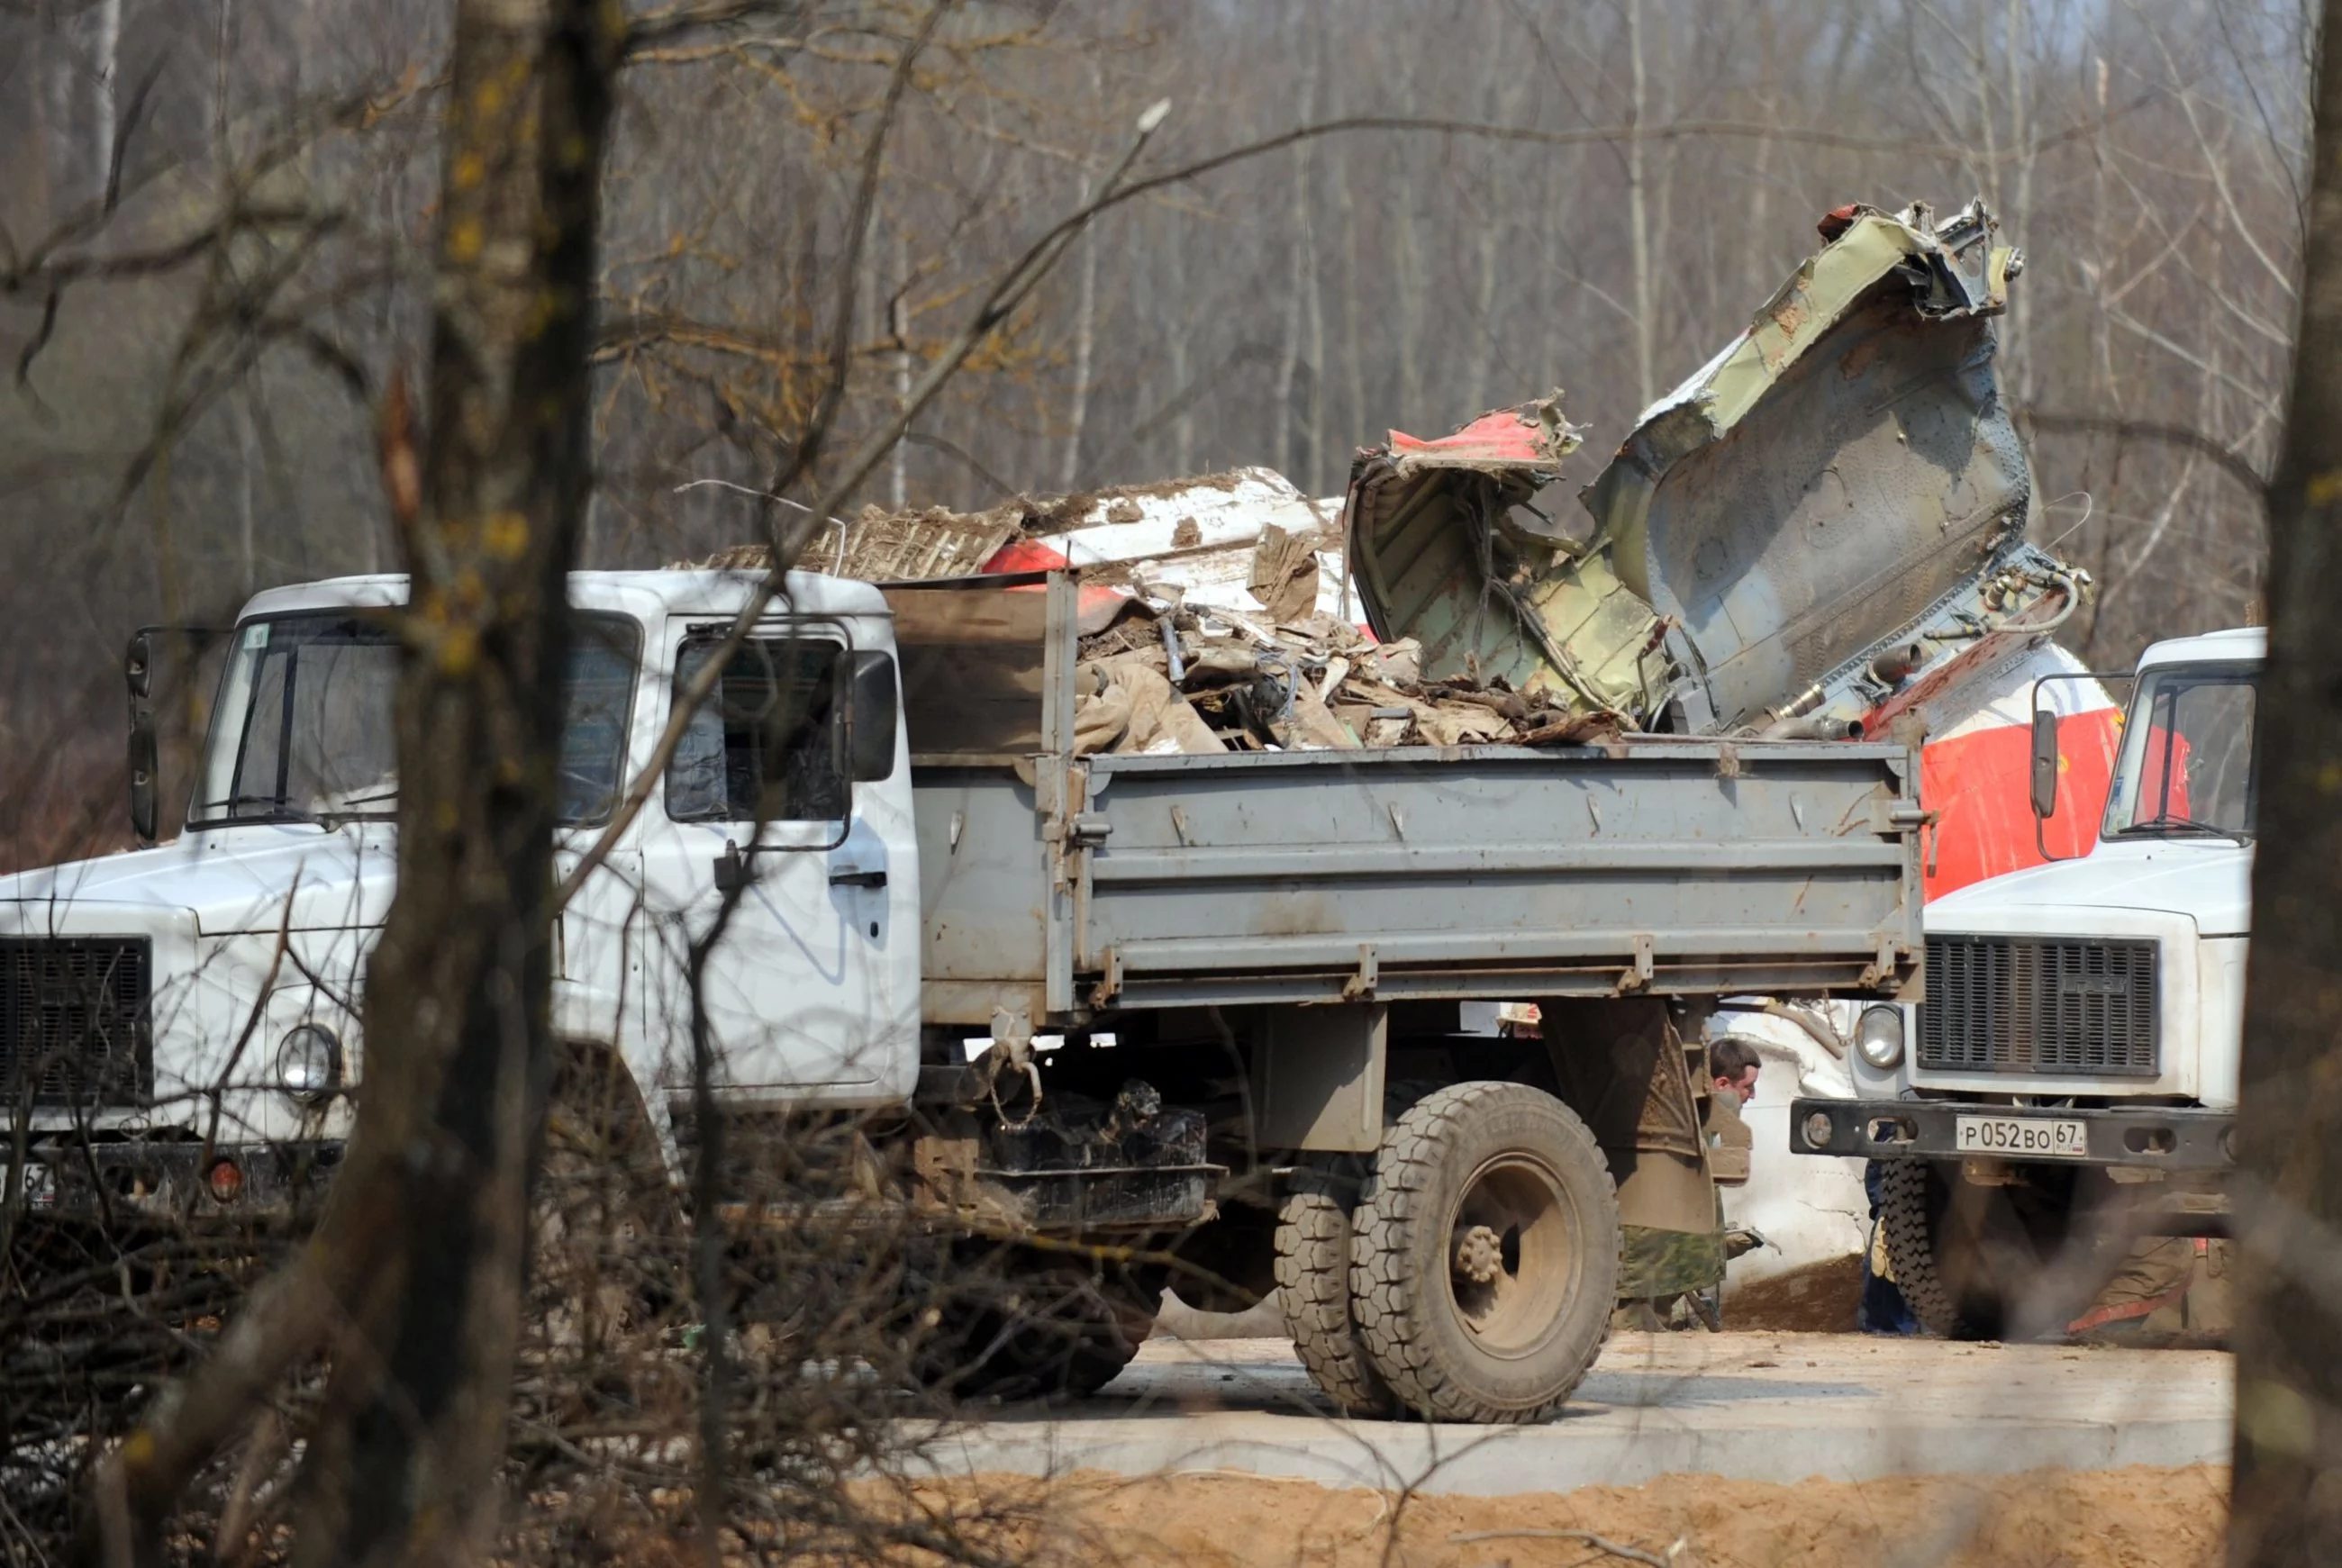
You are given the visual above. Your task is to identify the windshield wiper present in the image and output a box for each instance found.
[313,789,398,825]
[191,793,317,824]
[2118,813,2252,845]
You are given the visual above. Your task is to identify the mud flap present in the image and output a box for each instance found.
[1538,998,1724,1296]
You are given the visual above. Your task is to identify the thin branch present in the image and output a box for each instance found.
[623,0,811,56]
[1450,1529,1678,1567]
[902,431,1015,498]
[2020,410,2269,500]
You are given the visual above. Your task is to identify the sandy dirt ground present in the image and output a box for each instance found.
[896,1463,2227,1568]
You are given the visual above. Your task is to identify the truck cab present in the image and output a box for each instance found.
[4,568,918,1221]
[1791,627,2257,1336]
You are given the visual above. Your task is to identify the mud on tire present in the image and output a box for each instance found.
[1350,1082,1617,1423]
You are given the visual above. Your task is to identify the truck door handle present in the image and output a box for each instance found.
[829,868,887,889]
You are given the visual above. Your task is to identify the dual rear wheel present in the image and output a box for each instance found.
[1276,1082,1618,1423]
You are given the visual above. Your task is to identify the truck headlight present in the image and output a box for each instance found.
[276,1023,343,1100]
[1855,1006,1905,1070]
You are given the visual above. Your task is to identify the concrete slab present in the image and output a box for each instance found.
[923,1333,2232,1495]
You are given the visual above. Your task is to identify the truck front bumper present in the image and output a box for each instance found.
[8,1138,342,1227]
[1789,1097,2234,1173]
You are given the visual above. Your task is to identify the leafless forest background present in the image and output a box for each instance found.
[0,0,2306,874]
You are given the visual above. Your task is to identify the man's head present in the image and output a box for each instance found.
[1708,1037,1763,1104]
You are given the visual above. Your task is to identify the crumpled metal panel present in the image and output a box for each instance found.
[1347,200,2037,733]
[1343,394,1669,715]
[1584,199,2030,731]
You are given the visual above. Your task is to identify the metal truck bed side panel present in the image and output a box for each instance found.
[916,739,1922,1023]
[912,766,1054,1025]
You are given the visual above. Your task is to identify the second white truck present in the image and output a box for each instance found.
[1792,626,2255,1336]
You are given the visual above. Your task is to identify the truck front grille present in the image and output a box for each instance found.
[1919,934,2159,1077]
[0,938,153,1105]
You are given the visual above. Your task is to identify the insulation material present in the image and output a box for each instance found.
[1068,604,1623,757]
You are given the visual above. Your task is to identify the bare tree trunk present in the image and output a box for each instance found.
[2229,2,2342,1561]
[1166,212,1194,475]
[2080,32,2117,661]
[89,0,120,199]
[2004,0,2036,400]
[287,1,620,1561]
[891,230,911,509]
[215,0,232,159]
[1273,15,1320,480]
[235,390,257,594]
[93,5,622,1562]
[1058,160,1098,492]
[1393,148,1421,430]
[1625,0,1655,411]
[1303,135,1325,493]
[1335,135,1366,463]
[29,0,54,222]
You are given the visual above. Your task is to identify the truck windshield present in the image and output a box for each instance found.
[2101,663,2256,842]
[190,612,640,828]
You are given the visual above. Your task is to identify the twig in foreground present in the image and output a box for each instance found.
[1449,1528,1683,1567]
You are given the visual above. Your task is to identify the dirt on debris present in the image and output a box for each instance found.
[881,1464,2227,1568]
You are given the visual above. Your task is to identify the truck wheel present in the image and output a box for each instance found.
[1350,1083,1618,1423]
[1275,1169,1398,1418]
[1880,1160,2106,1340]
[912,1257,1160,1402]
[531,1060,678,1349]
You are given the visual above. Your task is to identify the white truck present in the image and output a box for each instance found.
[3,566,1929,1421]
[1791,626,2255,1336]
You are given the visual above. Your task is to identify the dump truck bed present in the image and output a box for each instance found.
[891,577,1924,1029]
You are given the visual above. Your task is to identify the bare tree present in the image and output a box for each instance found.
[2229,0,2342,1558]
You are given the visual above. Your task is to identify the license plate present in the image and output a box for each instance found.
[1955,1114,2088,1159]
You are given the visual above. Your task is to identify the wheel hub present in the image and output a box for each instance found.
[1453,1222,1505,1285]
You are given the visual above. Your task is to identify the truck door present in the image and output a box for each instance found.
[635,617,916,1101]
[553,612,650,1055]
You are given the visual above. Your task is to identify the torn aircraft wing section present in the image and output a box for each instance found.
[1347,199,2062,736]
[1584,198,2029,732]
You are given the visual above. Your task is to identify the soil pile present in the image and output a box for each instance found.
[906,1463,2225,1568]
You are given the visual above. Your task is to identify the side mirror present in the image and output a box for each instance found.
[844,651,899,783]
[125,629,154,702]
[129,710,160,844]
[2029,708,2059,819]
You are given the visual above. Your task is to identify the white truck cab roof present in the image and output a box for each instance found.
[236,568,893,622]
[1927,624,2262,938]
[2136,625,2264,671]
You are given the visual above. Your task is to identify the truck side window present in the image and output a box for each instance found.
[667,637,848,824]
[558,614,641,825]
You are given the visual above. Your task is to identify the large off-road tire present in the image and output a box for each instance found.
[1275,1168,1398,1418]
[1273,1081,1442,1418]
[529,1052,680,1352]
[1880,1159,2110,1340]
[1350,1083,1618,1423]
[911,1255,1162,1403]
